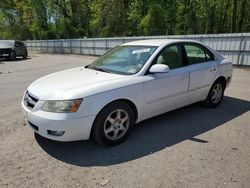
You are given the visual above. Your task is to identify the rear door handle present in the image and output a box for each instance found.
[180,74,188,80]
[209,67,217,71]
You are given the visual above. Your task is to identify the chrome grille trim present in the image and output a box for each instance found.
[24,91,38,110]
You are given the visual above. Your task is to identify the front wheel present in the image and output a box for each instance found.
[92,101,135,146]
[9,51,16,61]
[203,80,225,108]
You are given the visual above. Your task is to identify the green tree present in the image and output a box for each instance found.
[140,2,166,35]
[0,0,249,40]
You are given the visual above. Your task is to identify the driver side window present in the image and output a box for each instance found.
[155,45,183,69]
[15,41,23,47]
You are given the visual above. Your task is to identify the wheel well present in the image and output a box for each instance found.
[90,99,138,139]
[215,76,227,89]
[95,99,138,123]
[109,99,138,122]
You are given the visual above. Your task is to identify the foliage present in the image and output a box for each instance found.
[0,0,249,40]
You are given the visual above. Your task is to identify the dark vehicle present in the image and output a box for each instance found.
[0,40,28,61]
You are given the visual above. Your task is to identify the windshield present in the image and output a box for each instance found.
[87,45,157,75]
[0,40,14,48]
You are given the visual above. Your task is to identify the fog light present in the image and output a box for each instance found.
[47,130,65,136]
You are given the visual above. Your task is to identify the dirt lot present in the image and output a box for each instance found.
[0,54,249,188]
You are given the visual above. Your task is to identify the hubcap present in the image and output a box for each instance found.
[104,109,129,141]
[211,83,223,104]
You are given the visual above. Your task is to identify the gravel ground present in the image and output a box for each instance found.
[0,54,249,188]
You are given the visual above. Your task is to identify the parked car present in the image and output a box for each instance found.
[0,40,28,60]
[22,39,233,145]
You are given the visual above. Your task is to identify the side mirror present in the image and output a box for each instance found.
[149,64,169,73]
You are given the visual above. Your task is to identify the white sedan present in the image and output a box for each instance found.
[22,39,233,145]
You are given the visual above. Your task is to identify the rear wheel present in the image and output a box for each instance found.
[92,101,135,146]
[9,51,16,61]
[203,80,225,107]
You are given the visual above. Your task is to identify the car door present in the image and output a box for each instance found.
[182,43,217,102]
[143,44,189,119]
[15,41,25,56]
[15,41,21,56]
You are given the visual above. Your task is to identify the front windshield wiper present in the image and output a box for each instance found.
[85,65,126,75]
[86,66,111,73]
[93,67,109,72]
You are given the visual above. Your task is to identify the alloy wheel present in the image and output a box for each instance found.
[211,83,223,104]
[103,109,130,141]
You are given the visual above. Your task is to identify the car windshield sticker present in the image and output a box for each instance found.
[132,48,150,54]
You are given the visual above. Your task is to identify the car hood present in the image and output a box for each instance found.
[27,67,129,100]
[0,45,12,49]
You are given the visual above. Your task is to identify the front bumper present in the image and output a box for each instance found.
[0,53,9,57]
[22,99,96,142]
[0,49,10,56]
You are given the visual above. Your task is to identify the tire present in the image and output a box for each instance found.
[92,101,135,146]
[203,80,225,108]
[9,51,16,61]
[23,50,28,59]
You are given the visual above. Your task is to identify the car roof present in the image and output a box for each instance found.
[121,39,202,47]
[0,40,15,42]
[121,38,224,61]
[0,40,24,43]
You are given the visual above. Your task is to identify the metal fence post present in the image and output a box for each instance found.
[69,39,72,54]
[93,39,95,55]
[61,40,63,54]
[239,35,247,66]
[53,41,55,53]
[105,39,108,53]
[237,35,244,66]
[80,39,83,55]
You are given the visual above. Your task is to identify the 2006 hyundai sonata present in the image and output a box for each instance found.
[22,39,233,145]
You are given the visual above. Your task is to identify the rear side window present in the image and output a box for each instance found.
[205,50,214,61]
[184,44,206,65]
[184,44,215,65]
[15,41,24,47]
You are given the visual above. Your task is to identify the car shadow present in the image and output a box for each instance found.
[0,57,31,63]
[35,96,250,166]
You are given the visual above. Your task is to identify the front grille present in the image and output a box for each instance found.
[0,48,10,54]
[24,91,38,110]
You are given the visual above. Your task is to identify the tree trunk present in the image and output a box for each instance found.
[231,0,237,33]
[220,0,230,33]
[238,0,247,32]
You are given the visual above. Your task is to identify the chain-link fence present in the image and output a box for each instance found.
[25,33,250,66]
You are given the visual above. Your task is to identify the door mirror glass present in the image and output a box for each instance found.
[149,64,169,73]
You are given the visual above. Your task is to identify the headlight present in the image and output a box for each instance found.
[42,99,82,113]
